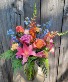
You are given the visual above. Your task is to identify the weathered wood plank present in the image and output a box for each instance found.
[23,0,40,23]
[41,0,65,82]
[0,0,68,82]
[58,0,68,81]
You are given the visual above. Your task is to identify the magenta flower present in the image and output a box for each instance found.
[20,34,32,44]
[16,43,36,64]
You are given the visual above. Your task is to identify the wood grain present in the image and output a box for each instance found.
[0,0,68,82]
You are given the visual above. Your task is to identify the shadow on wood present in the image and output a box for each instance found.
[57,69,68,82]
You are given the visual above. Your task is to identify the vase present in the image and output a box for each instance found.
[24,61,38,81]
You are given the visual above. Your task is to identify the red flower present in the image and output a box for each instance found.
[16,26,24,33]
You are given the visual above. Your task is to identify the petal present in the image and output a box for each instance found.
[30,51,36,56]
[50,48,55,54]
[29,45,33,51]
[23,43,29,53]
[22,56,28,64]
[36,51,43,57]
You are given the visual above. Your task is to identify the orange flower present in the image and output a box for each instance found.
[44,32,58,41]
[16,26,24,33]
[29,26,36,41]
[33,39,46,49]
[29,26,40,41]
[44,32,51,41]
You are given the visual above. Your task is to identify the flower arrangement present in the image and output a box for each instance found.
[0,3,68,81]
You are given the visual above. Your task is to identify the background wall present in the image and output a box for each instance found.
[0,0,68,82]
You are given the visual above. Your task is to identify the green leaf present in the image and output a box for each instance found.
[28,56,37,64]
[33,3,37,17]
[37,58,49,76]
[12,58,23,74]
[24,60,36,80]
[57,31,68,36]
[0,50,14,60]
[44,59,49,72]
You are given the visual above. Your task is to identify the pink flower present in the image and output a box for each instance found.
[20,34,32,44]
[50,47,55,54]
[46,39,54,50]
[36,51,48,58]
[16,44,36,64]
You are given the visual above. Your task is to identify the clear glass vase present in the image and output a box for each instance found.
[24,61,38,81]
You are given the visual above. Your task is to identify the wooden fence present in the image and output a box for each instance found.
[0,0,68,82]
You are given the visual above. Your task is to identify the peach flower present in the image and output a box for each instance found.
[33,39,46,49]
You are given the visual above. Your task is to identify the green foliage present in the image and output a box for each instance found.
[33,3,37,17]
[24,57,37,80]
[0,50,23,74]
[37,58,49,76]
[57,31,68,36]
[27,56,37,64]
[0,50,14,60]
[12,58,23,74]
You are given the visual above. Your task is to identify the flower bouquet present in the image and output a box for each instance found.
[0,4,68,81]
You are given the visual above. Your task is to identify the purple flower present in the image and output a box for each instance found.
[20,34,32,44]
[11,36,19,43]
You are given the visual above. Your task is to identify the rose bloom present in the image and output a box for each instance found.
[33,39,46,49]
[20,34,32,44]
[16,26,24,33]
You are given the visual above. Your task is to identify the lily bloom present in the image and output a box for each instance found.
[16,44,36,64]
[36,50,48,58]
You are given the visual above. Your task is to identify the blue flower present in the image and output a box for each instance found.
[25,17,30,20]
[40,29,49,38]
[43,24,46,27]
[42,20,52,29]
[45,20,52,29]
[24,17,31,25]
[7,29,14,35]
[11,36,19,43]
[44,29,49,35]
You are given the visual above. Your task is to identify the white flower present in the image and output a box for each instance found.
[24,29,29,34]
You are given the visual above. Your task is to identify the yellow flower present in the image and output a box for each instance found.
[11,43,18,51]
[36,27,41,32]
